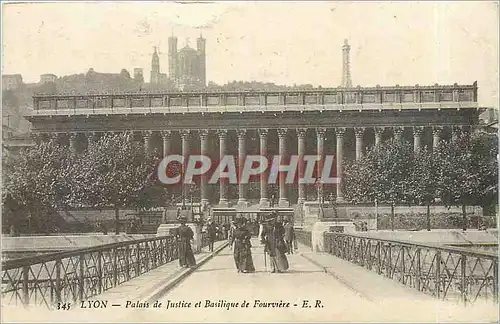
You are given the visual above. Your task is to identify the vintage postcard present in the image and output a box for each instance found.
[1,1,499,323]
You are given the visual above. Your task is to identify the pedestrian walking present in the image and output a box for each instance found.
[260,212,289,273]
[206,218,217,252]
[233,218,255,273]
[228,220,236,250]
[222,222,230,240]
[284,219,297,254]
[176,216,196,268]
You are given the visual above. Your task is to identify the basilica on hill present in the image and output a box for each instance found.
[150,34,206,90]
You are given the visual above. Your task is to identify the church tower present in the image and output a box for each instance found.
[341,39,352,88]
[150,47,160,84]
[168,35,178,84]
[196,34,206,87]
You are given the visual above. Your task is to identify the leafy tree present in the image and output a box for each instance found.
[2,139,73,234]
[120,69,131,79]
[69,132,158,234]
[408,146,437,230]
[435,130,498,230]
[343,139,414,230]
[343,152,376,204]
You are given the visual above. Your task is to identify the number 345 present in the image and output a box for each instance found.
[56,302,71,310]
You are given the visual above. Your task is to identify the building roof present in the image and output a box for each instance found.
[179,46,197,55]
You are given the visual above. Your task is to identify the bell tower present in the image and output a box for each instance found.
[150,47,160,84]
[168,35,178,84]
[197,33,206,87]
[341,39,352,88]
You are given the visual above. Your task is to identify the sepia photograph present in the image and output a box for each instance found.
[1,1,499,323]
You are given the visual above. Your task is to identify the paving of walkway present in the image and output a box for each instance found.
[3,239,498,323]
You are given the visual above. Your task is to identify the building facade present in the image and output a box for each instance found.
[2,74,23,90]
[168,35,206,89]
[26,82,480,208]
[134,68,144,83]
[21,40,482,210]
[40,74,57,84]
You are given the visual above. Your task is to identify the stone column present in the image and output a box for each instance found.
[297,128,307,204]
[393,126,404,141]
[277,128,289,207]
[69,132,78,153]
[199,129,209,209]
[143,130,152,156]
[335,128,346,203]
[316,128,326,201]
[259,128,270,207]
[413,126,424,152]
[217,129,228,207]
[374,127,385,147]
[432,126,443,150]
[237,129,248,207]
[354,127,365,160]
[161,130,172,157]
[180,130,191,204]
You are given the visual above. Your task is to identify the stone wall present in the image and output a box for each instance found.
[352,229,498,246]
[300,203,486,231]
[2,233,155,253]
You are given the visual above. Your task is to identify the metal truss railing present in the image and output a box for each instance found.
[2,235,178,309]
[324,232,498,305]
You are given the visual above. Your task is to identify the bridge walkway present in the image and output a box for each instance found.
[5,239,497,323]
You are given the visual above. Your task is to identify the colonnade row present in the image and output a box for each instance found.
[34,125,466,207]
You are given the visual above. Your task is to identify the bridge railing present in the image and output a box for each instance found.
[324,232,498,305]
[2,235,178,309]
[295,230,312,248]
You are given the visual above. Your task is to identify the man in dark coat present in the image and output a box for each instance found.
[206,218,217,252]
[284,219,297,254]
[176,216,196,268]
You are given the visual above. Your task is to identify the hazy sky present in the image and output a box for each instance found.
[2,1,499,107]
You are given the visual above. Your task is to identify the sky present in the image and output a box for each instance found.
[2,1,499,108]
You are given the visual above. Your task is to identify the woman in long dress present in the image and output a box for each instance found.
[233,218,255,273]
[261,214,289,273]
[176,216,196,268]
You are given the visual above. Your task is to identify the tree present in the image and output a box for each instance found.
[120,69,131,79]
[2,139,73,234]
[70,132,158,234]
[343,139,414,230]
[435,130,498,230]
[470,130,498,215]
[408,146,437,230]
[343,152,375,204]
[373,139,415,230]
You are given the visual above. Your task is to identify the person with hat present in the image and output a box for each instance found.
[232,217,255,273]
[206,218,217,252]
[260,212,289,273]
[176,215,196,268]
[228,220,237,250]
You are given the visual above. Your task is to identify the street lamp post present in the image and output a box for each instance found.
[328,193,336,218]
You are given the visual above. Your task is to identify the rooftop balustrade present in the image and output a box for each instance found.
[27,83,478,117]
